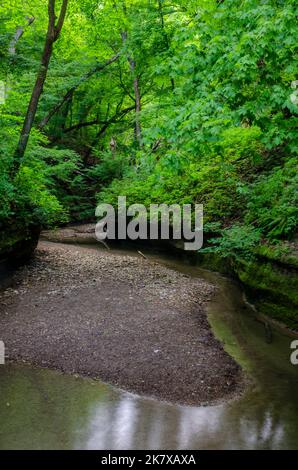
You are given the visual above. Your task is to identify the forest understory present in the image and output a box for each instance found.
[0,0,297,327]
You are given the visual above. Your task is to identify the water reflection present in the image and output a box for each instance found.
[0,361,298,449]
[78,386,297,450]
[84,395,140,450]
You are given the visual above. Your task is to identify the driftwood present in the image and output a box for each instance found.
[137,250,147,260]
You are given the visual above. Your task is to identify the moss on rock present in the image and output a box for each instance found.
[0,225,40,267]
[234,256,298,330]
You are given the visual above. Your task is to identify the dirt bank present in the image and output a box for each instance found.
[0,240,243,405]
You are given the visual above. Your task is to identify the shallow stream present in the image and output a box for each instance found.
[0,245,297,449]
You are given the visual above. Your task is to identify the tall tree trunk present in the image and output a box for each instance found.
[9,16,35,56]
[130,58,142,147]
[85,105,134,158]
[114,0,142,146]
[12,0,68,176]
[60,90,73,132]
[5,17,35,106]
[157,0,174,90]
[121,31,142,148]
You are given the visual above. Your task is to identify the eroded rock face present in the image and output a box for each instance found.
[190,246,298,332]
[0,226,40,286]
[235,257,298,331]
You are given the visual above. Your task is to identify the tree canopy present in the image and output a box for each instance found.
[0,0,297,257]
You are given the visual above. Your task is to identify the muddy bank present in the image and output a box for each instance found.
[41,224,97,244]
[0,241,243,405]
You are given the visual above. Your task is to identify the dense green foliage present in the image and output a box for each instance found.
[0,0,297,259]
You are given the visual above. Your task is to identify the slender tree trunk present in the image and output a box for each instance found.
[5,17,35,108]
[130,58,142,147]
[12,0,68,176]
[85,105,134,158]
[60,90,73,132]
[157,0,174,90]
[113,1,142,146]
[121,31,142,147]
[9,16,35,56]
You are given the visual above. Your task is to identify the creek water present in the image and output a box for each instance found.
[0,245,297,449]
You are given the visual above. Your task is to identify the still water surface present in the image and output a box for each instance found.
[0,247,297,449]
